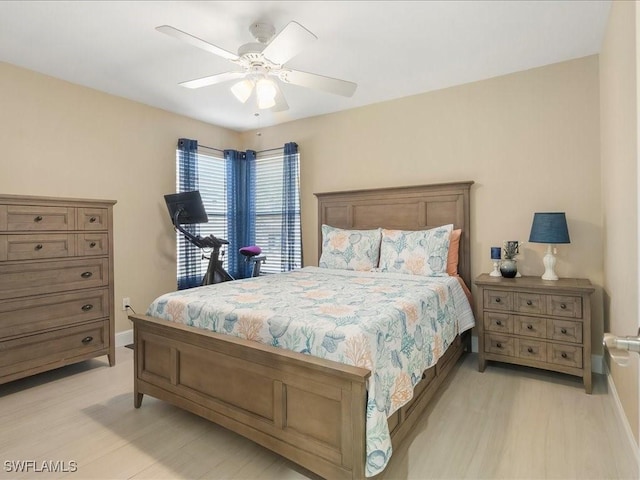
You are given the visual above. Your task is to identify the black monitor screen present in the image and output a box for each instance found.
[164,191,208,225]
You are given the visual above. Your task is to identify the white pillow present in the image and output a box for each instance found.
[378,224,453,276]
[319,225,382,271]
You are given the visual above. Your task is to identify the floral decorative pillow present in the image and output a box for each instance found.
[319,225,382,271]
[379,224,454,276]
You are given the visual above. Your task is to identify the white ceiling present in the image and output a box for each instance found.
[0,1,611,132]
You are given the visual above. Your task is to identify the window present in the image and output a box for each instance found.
[255,152,302,274]
[175,143,301,287]
[176,148,227,286]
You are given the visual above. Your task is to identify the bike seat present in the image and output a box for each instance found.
[239,246,262,258]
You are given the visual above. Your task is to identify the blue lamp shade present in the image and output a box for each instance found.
[528,212,570,244]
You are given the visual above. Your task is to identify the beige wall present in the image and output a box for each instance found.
[0,62,241,334]
[600,1,639,444]
[242,55,604,355]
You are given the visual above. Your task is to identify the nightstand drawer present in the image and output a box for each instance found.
[483,312,513,333]
[548,343,582,368]
[484,334,515,356]
[484,290,513,311]
[515,292,545,315]
[548,295,582,318]
[548,319,582,343]
[514,316,547,339]
[517,338,547,362]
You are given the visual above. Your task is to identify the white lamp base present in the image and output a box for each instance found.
[541,244,559,280]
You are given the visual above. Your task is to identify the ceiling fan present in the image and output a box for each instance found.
[157,21,358,111]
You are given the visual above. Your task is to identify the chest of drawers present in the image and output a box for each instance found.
[474,274,595,393]
[0,195,116,384]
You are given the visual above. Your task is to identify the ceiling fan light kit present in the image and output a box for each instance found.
[157,20,357,111]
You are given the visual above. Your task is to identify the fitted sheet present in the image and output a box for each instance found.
[146,266,475,476]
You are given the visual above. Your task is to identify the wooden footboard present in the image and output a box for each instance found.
[131,314,466,479]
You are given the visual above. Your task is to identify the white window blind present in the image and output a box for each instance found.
[176,149,228,283]
[255,152,302,274]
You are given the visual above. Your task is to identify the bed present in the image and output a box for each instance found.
[130,181,474,479]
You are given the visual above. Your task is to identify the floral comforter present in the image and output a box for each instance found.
[146,266,475,476]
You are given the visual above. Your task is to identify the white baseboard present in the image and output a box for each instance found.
[605,363,640,469]
[115,329,133,347]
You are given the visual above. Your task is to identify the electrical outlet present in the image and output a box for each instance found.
[122,297,130,311]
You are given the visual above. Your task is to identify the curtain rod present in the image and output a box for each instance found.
[198,145,224,153]
[199,145,285,155]
[257,146,284,154]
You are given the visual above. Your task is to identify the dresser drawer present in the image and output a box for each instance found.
[0,288,109,339]
[0,320,108,379]
[77,233,109,256]
[514,316,547,339]
[547,343,583,368]
[484,334,515,356]
[515,292,545,315]
[548,319,582,344]
[78,208,108,231]
[4,205,75,231]
[484,290,513,311]
[547,295,582,318]
[0,258,109,300]
[484,312,513,334]
[0,234,76,261]
[516,338,547,362]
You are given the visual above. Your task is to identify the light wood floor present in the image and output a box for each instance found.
[0,347,638,480]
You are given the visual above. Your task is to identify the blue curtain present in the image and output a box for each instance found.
[177,138,201,290]
[281,142,300,271]
[225,149,256,279]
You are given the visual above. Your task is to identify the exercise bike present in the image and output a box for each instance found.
[164,191,265,286]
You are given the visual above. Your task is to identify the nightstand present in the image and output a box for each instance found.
[474,274,595,393]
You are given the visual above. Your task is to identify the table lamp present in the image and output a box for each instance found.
[528,212,570,281]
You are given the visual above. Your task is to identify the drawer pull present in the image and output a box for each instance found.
[81,271,93,278]
[496,342,503,348]
[560,303,567,309]
[81,304,93,311]
[495,298,501,303]
[561,328,567,334]
[89,216,97,223]
[35,244,43,250]
[496,320,502,326]
[34,215,43,222]
[89,242,97,248]
[526,300,533,306]
[527,347,533,353]
[527,324,533,330]
[561,352,568,359]
[81,336,93,344]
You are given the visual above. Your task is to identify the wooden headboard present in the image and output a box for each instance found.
[314,181,474,288]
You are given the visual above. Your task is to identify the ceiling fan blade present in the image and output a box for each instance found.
[271,81,289,112]
[156,25,239,62]
[278,69,357,97]
[179,71,245,89]
[262,21,317,66]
